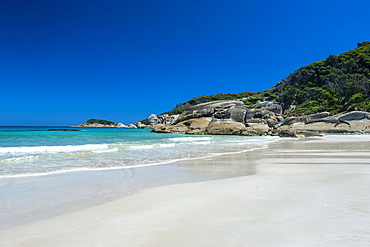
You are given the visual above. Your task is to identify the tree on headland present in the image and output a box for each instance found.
[272,41,370,115]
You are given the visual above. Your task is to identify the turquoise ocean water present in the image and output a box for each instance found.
[0,126,279,178]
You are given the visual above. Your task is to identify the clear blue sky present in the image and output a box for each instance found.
[1,0,369,126]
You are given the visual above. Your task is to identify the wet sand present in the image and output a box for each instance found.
[1,135,370,246]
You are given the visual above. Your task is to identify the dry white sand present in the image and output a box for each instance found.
[1,135,370,246]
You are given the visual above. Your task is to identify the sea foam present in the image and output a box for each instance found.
[169,137,212,142]
[0,144,109,154]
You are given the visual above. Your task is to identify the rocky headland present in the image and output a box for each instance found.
[145,42,370,137]
[145,100,370,137]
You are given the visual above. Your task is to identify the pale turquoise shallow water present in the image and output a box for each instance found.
[0,126,279,177]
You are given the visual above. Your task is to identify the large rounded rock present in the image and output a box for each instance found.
[148,114,159,125]
[151,124,189,133]
[151,124,168,133]
[275,123,305,137]
[229,106,247,123]
[205,120,247,135]
[157,114,180,125]
[245,109,257,120]
[175,100,244,123]
[127,124,137,129]
[179,117,212,135]
[151,118,212,134]
[280,112,330,126]
[338,111,370,121]
[242,123,271,136]
[185,118,212,134]
[263,104,283,115]
[304,122,350,131]
[245,108,275,120]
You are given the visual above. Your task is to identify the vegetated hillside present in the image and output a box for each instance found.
[272,41,370,115]
[160,42,370,118]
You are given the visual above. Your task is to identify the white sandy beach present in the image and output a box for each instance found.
[1,135,370,246]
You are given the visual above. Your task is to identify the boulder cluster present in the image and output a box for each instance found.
[151,100,282,135]
[277,111,370,136]
[147,100,370,136]
[148,114,179,125]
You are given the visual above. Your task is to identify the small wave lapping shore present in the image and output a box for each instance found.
[0,127,278,178]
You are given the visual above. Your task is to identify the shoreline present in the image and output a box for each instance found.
[0,140,272,180]
[1,135,370,246]
[0,129,280,179]
[0,140,267,231]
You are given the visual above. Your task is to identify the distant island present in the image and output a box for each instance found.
[72,119,139,128]
[72,119,119,127]
[74,42,370,137]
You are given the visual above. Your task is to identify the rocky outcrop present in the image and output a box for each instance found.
[338,111,370,121]
[151,100,284,136]
[135,114,180,129]
[279,112,330,127]
[148,100,370,136]
[305,117,350,126]
[206,120,247,135]
[148,114,159,125]
[148,114,179,126]
[229,106,247,123]
[275,111,370,136]
[244,122,271,136]
[181,118,212,135]
[152,117,212,134]
[175,100,244,123]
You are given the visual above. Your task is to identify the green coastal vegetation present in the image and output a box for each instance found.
[84,119,118,126]
[163,42,370,117]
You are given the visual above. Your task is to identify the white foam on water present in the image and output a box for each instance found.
[0,135,282,179]
[0,155,39,163]
[158,143,176,148]
[92,148,119,153]
[129,143,178,149]
[0,144,272,179]
[128,145,154,150]
[169,137,212,142]
[192,141,211,145]
[0,144,109,155]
